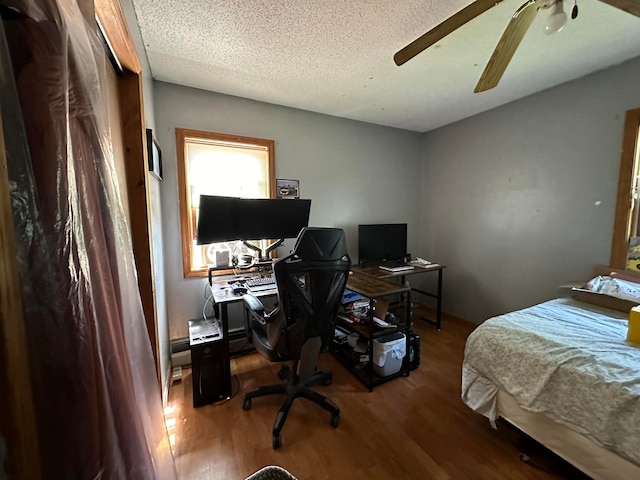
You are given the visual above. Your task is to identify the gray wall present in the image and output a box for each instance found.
[419,56,640,324]
[153,82,423,339]
[151,47,640,336]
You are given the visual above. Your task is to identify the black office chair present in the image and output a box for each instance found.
[241,227,351,449]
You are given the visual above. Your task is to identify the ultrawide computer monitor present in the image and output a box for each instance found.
[196,195,312,245]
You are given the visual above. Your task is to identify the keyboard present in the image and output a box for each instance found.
[246,275,275,287]
[246,275,276,292]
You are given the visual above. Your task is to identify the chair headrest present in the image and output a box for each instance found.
[293,227,348,261]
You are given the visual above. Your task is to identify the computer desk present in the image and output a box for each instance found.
[203,263,443,400]
[202,266,442,402]
[351,262,446,330]
[209,277,278,340]
[209,264,444,350]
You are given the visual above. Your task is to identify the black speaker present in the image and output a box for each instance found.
[189,319,231,407]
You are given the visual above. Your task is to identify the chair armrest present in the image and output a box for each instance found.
[243,294,281,325]
[243,293,265,315]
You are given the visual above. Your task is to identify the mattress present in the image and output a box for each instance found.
[461,297,640,467]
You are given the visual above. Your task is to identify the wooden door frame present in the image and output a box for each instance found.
[95,0,160,375]
[116,70,160,374]
[0,98,42,480]
[610,108,640,268]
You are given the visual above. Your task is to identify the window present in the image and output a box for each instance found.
[610,108,640,269]
[176,128,275,277]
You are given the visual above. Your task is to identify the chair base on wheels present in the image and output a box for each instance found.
[242,366,340,449]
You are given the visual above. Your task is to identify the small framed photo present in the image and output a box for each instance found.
[276,179,300,198]
[146,128,162,180]
[627,236,640,271]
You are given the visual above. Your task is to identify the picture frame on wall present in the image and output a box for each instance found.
[146,128,162,180]
[276,179,300,198]
[627,236,640,271]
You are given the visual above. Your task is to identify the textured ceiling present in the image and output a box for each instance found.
[131,0,640,132]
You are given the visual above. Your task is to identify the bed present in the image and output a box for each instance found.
[462,288,640,480]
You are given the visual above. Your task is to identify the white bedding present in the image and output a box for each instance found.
[462,297,640,466]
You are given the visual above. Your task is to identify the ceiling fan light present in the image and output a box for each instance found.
[544,2,567,34]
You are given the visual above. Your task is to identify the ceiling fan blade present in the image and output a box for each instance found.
[474,0,539,93]
[394,0,505,66]
[597,0,640,18]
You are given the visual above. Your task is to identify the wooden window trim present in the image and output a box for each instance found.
[610,107,640,268]
[175,128,276,278]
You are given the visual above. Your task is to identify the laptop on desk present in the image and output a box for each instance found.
[378,261,414,273]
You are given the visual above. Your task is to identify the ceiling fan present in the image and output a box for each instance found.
[394,0,640,93]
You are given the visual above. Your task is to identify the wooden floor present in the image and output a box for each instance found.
[166,310,589,480]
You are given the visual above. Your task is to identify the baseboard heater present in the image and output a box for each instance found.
[171,337,191,368]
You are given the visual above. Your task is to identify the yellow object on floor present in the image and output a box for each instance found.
[627,306,640,344]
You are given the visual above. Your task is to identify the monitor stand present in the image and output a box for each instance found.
[243,238,284,263]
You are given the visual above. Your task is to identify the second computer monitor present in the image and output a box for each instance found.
[357,223,407,265]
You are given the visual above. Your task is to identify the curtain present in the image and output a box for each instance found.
[2,0,176,477]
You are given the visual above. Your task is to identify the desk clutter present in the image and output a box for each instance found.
[337,292,399,329]
[227,273,277,294]
[188,318,221,345]
[332,326,420,377]
[330,276,417,390]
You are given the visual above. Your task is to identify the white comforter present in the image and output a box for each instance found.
[462,297,640,466]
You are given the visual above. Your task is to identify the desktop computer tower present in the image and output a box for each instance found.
[189,319,231,407]
[403,330,420,371]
